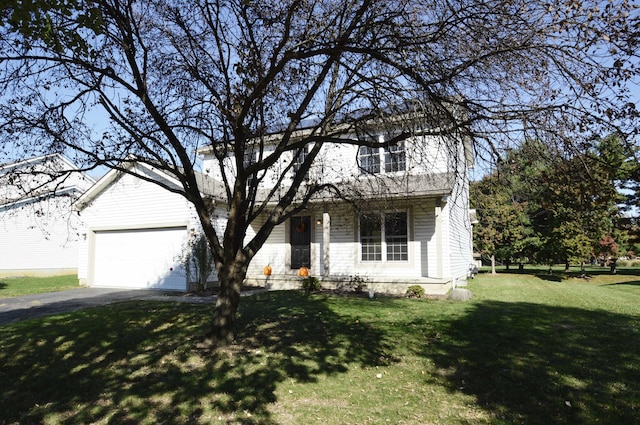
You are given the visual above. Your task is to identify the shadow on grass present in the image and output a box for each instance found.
[602,280,640,287]
[478,267,640,284]
[535,273,563,282]
[0,291,394,425]
[425,301,640,425]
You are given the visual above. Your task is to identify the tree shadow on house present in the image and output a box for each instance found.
[0,292,394,424]
[422,301,640,425]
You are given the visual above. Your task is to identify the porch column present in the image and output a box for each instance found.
[322,212,330,277]
[435,201,443,278]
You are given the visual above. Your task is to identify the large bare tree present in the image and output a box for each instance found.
[1,0,638,344]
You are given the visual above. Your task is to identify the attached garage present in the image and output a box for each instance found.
[75,163,213,291]
[91,226,188,290]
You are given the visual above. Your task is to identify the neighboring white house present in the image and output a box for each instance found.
[75,117,475,295]
[0,154,95,277]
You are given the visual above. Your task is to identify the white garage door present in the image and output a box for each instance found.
[92,227,188,290]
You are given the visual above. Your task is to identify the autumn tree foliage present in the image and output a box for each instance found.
[472,135,637,270]
[1,0,639,344]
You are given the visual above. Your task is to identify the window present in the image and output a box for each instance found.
[293,145,310,179]
[243,151,256,187]
[385,212,408,261]
[384,142,406,172]
[360,212,408,262]
[243,151,255,167]
[358,138,407,174]
[360,214,382,261]
[358,146,380,174]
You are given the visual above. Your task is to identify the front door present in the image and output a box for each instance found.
[290,216,311,269]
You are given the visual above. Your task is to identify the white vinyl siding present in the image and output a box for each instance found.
[201,134,457,189]
[447,169,473,280]
[413,202,437,278]
[0,197,82,271]
[329,206,355,275]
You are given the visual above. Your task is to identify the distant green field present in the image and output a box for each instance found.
[0,274,79,298]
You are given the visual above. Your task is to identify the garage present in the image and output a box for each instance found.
[92,226,188,290]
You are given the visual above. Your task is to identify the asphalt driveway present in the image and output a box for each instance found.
[0,288,211,326]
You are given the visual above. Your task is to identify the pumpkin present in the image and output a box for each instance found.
[263,265,272,276]
[298,266,309,277]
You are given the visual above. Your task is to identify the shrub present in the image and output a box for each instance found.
[405,285,425,298]
[301,276,322,292]
[346,274,368,293]
[185,234,213,292]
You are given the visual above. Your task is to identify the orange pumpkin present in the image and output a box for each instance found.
[263,265,272,276]
[298,266,309,277]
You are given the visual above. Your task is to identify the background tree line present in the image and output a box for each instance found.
[471,134,640,272]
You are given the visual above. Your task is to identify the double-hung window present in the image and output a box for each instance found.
[385,212,408,261]
[243,151,256,187]
[358,140,406,174]
[360,211,408,262]
[358,146,381,174]
[384,142,406,173]
[360,214,382,261]
[293,144,310,179]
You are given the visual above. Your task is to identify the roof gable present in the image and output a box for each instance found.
[0,154,95,208]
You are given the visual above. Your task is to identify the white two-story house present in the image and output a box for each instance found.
[75,116,474,295]
[199,119,475,295]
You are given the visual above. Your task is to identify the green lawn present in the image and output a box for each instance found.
[1,270,640,424]
[0,274,80,298]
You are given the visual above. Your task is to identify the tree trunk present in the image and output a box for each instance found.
[491,254,496,275]
[207,260,247,346]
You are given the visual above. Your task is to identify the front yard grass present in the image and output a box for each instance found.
[0,274,79,298]
[1,270,640,424]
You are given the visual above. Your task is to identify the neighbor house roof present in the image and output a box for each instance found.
[0,153,95,208]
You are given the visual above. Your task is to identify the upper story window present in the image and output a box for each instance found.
[243,150,258,187]
[243,151,256,168]
[358,141,406,175]
[358,146,380,175]
[293,145,310,179]
[385,142,406,173]
[359,211,408,262]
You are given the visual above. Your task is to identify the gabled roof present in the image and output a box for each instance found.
[74,161,224,211]
[0,153,80,174]
[0,154,95,208]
